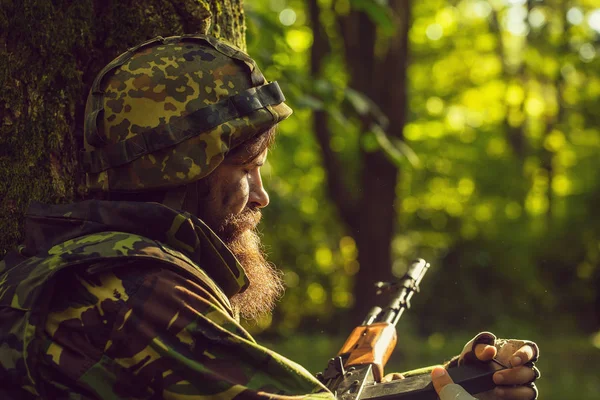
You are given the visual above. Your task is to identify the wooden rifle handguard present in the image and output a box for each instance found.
[337,322,397,382]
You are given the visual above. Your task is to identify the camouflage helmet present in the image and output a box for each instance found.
[82,34,292,193]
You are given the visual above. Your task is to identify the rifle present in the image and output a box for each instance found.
[317,259,505,400]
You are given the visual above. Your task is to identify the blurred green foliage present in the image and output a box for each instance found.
[244,0,600,397]
[245,0,600,330]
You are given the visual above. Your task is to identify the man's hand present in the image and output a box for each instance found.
[381,372,404,382]
[431,366,477,400]
[456,332,540,400]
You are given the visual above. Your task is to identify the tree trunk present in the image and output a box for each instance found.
[353,1,411,321]
[0,0,246,257]
[310,0,412,322]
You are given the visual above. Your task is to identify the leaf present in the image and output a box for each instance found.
[344,88,389,128]
[371,124,421,168]
[349,0,395,35]
[361,130,379,153]
[328,108,351,127]
[245,9,286,37]
[314,78,335,97]
[296,94,325,110]
[345,87,370,116]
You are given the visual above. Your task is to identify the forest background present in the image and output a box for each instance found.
[1,0,599,398]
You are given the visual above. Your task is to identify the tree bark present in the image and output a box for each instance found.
[0,0,246,257]
[353,1,411,320]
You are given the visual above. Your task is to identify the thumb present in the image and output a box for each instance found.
[431,367,477,400]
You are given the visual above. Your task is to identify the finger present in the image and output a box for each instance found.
[381,372,404,382]
[493,366,536,385]
[432,369,478,400]
[458,332,497,365]
[474,343,497,361]
[510,344,536,367]
[431,367,454,395]
[493,384,537,400]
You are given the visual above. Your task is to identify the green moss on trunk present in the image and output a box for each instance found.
[0,0,245,257]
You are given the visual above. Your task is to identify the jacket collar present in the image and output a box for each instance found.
[23,200,249,297]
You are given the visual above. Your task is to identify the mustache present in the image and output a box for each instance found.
[217,208,262,242]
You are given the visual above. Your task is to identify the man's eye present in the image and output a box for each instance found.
[242,163,262,176]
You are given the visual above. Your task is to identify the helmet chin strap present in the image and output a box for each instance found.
[162,182,199,216]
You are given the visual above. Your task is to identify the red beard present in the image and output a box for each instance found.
[215,209,285,321]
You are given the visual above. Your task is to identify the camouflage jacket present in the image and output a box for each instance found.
[0,200,333,399]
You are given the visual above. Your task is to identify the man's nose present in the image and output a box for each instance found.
[249,174,269,209]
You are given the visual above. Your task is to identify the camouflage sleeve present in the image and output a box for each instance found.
[40,262,334,400]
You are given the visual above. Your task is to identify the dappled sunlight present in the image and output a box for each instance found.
[244,1,599,396]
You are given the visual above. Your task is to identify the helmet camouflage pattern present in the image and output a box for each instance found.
[82,34,292,192]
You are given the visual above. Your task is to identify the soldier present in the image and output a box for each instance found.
[0,35,540,399]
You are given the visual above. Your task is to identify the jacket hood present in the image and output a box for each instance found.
[21,200,249,297]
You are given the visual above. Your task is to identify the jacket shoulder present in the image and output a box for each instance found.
[0,231,229,312]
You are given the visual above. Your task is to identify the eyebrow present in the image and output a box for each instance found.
[224,154,264,166]
[225,149,268,167]
[249,151,268,165]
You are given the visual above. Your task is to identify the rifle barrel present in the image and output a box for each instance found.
[362,306,383,325]
[386,259,430,326]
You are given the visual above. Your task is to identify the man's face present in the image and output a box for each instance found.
[196,147,284,321]
[199,148,270,235]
